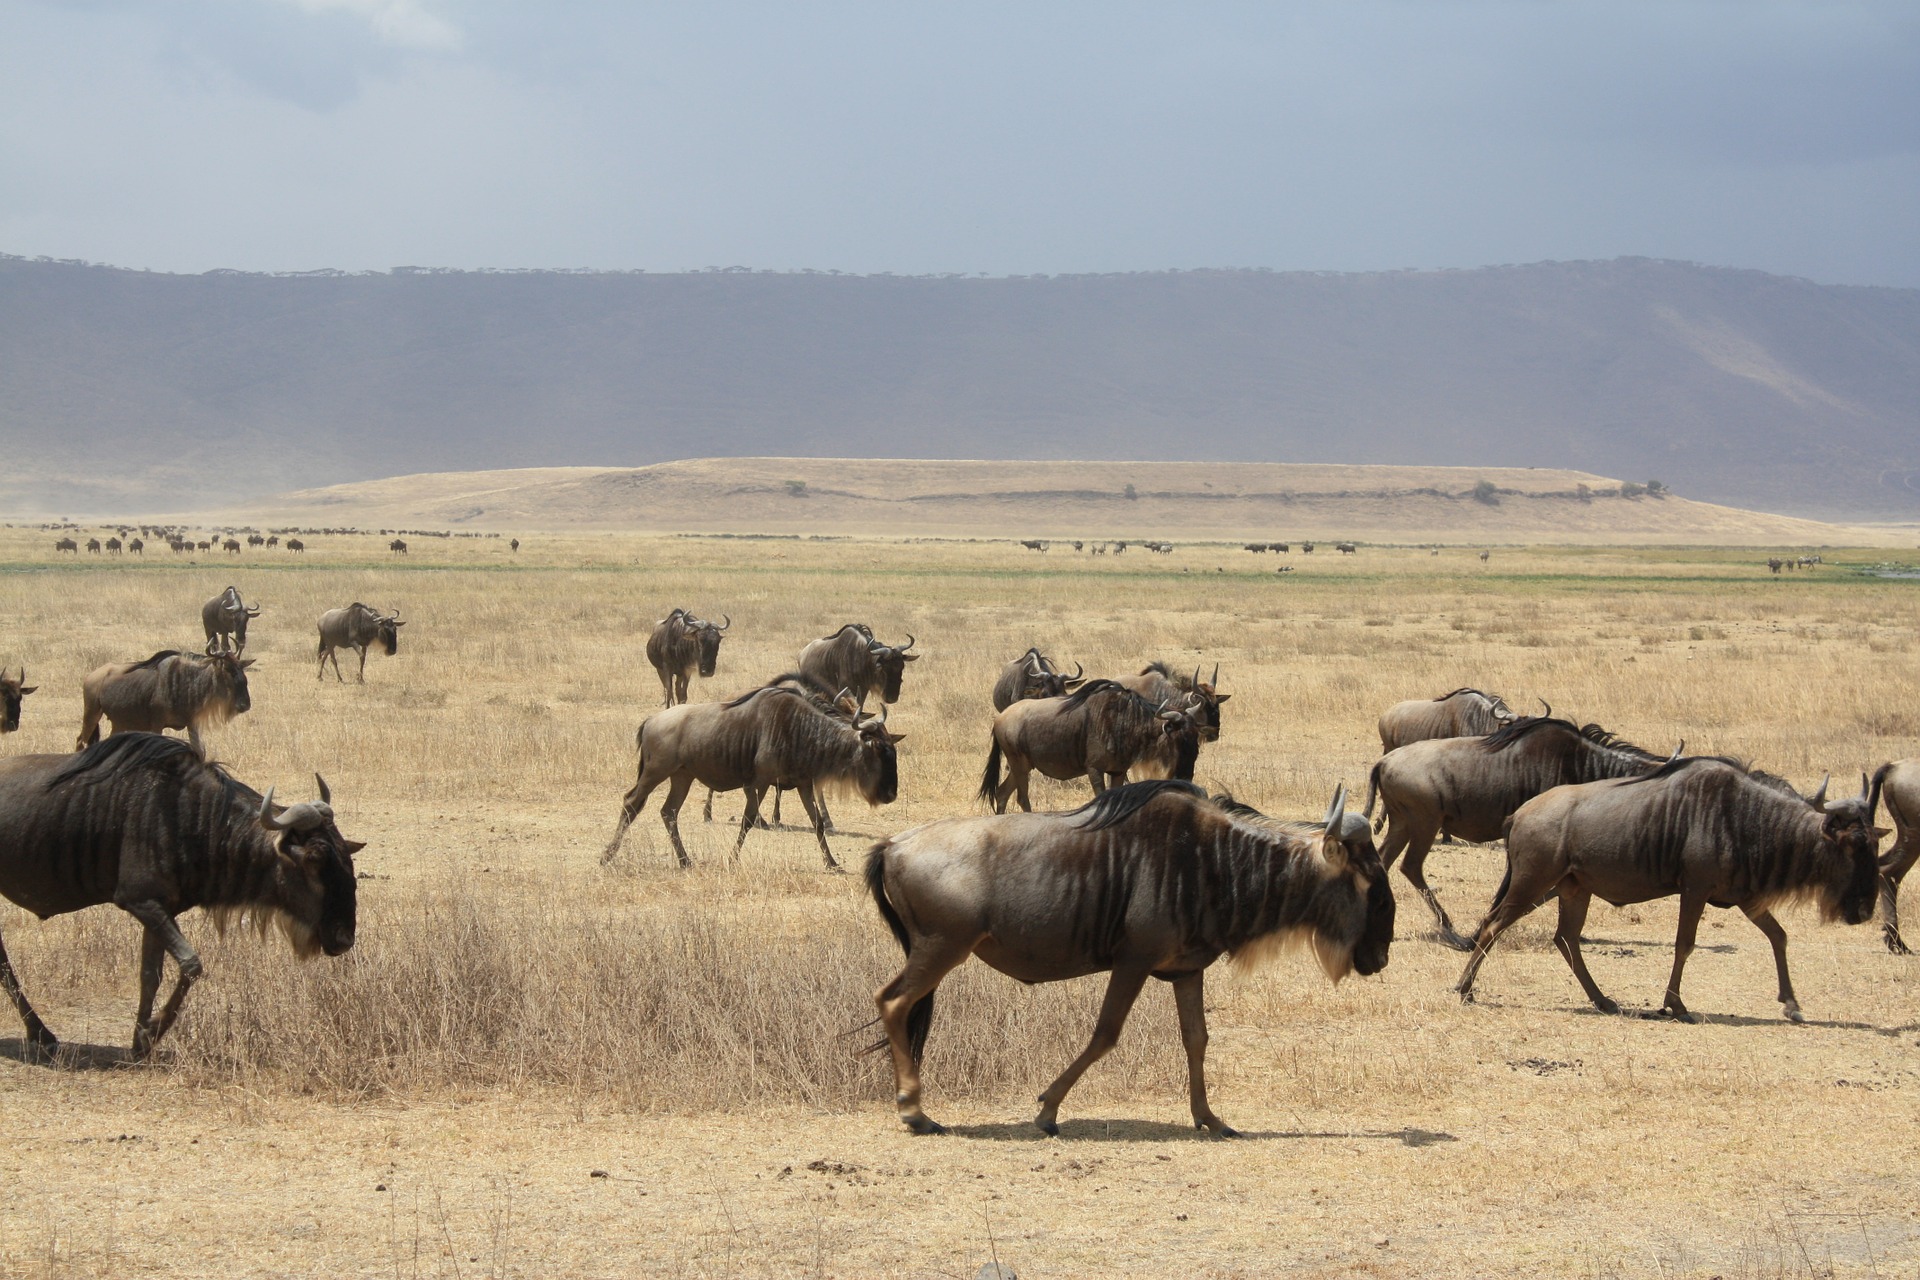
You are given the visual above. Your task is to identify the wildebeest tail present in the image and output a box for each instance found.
[1869,762,1894,824]
[864,840,935,1065]
[1364,760,1385,831]
[978,736,1002,805]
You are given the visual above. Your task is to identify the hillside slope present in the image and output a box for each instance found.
[3,256,1917,518]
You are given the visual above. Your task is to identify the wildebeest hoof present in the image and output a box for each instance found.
[1660,1005,1699,1024]
[904,1115,946,1135]
[1436,930,1475,953]
[1886,930,1912,956]
[1783,1005,1805,1024]
[1594,997,1621,1016]
[1036,1119,1060,1137]
[822,862,847,875]
[24,1031,59,1061]
[1197,1119,1239,1138]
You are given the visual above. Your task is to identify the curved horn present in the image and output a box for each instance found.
[1210,662,1219,687]
[1538,699,1552,719]
[315,773,331,806]
[719,614,730,631]
[832,687,854,710]
[1810,774,1831,808]
[1323,783,1348,829]
[1668,740,1685,762]
[1191,665,1201,690]
[1068,660,1084,680]
[900,633,916,652]
[1860,771,1871,804]
[260,786,294,831]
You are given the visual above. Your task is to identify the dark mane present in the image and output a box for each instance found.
[1481,715,1660,761]
[820,623,872,642]
[1435,686,1496,703]
[724,671,839,709]
[1622,754,1757,787]
[130,649,181,671]
[1067,779,1205,831]
[1137,661,1194,689]
[46,732,257,814]
[1206,790,1267,820]
[1060,678,1152,711]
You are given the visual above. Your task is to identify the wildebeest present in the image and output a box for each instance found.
[0,669,38,733]
[1767,557,1784,574]
[1019,539,1049,552]
[1300,542,1315,553]
[128,538,144,555]
[86,538,102,554]
[1268,542,1290,553]
[196,540,211,552]
[1243,543,1267,553]
[989,648,1085,711]
[77,647,254,758]
[264,535,278,548]
[316,603,404,682]
[389,539,407,555]
[247,534,264,547]
[1116,661,1229,744]
[510,538,519,552]
[1869,760,1920,953]
[0,734,360,1060]
[105,537,122,554]
[603,686,903,870]
[797,624,919,708]
[200,585,261,655]
[1336,542,1357,554]
[53,538,77,554]
[1456,759,1884,1022]
[645,609,730,707]
[980,680,1202,813]
[222,539,241,555]
[285,538,305,553]
[1376,687,1515,752]
[1363,714,1676,947]
[866,779,1393,1135]
[1478,550,1491,562]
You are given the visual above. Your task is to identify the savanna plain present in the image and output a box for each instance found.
[1,529,1917,1279]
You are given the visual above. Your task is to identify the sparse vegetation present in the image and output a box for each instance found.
[1471,478,1501,506]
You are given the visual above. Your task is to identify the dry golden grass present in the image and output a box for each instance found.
[0,527,1918,1277]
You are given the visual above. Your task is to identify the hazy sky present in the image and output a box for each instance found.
[4,2,1916,284]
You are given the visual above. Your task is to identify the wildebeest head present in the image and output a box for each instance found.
[690,613,729,677]
[197,646,257,716]
[0,668,37,733]
[1814,775,1888,926]
[868,633,920,703]
[377,610,405,655]
[1020,649,1084,700]
[257,774,364,957]
[1184,664,1230,742]
[851,706,905,805]
[1155,702,1205,780]
[1313,784,1396,979]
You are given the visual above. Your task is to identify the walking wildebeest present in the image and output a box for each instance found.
[603,687,903,870]
[1019,540,1049,552]
[990,648,1085,711]
[316,603,404,682]
[1869,760,1920,953]
[105,537,122,554]
[222,539,241,555]
[389,539,408,555]
[1363,714,1677,947]
[76,647,254,758]
[1116,662,1229,744]
[86,539,102,554]
[0,669,38,733]
[0,734,360,1060]
[200,586,261,655]
[128,538,144,555]
[1376,687,1515,752]
[979,680,1203,813]
[645,609,730,707]
[510,538,519,552]
[867,779,1393,1136]
[53,538,77,554]
[1456,759,1884,1022]
[699,671,861,827]
[797,624,919,708]
[1336,542,1357,554]
[285,539,305,553]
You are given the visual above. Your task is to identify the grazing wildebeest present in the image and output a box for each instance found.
[645,609,730,707]
[603,687,902,870]
[316,603,404,682]
[1336,541,1357,554]
[1268,542,1290,553]
[389,539,408,555]
[990,648,1085,712]
[1301,542,1315,553]
[200,585,261,655]
[0,734,360,1060]
[77,647,254,758]
[0,669,38,733]
[196,541,211,552]
[1019,539,1049,552]
[264,535,278,548]
[128,538,144,555]
[980,680,1203,813]
[222,539,241,555]
[867,779,1393,1135]
[1363,714,1676,947]
[285,538,304,553]
[1243,543,1268,553]
[105,537,122,554]
[1116,661,1229,744]
[1457,760,1884,1022]
[247,534,264,547]
[797,624,919,709]
[52,538,77,554]
[1376,687,1515,752]
[1869,760,1920,953]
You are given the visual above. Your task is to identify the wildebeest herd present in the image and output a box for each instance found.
[2,587,1917,1143]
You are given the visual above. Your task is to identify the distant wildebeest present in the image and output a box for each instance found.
[1301,542,1316,553]
[1363,714,1678,947]
[1478,550,1491,562]
[1268,542,1289,553]
[196,540,211,552]
[246,534,264,547]
[285,538,305,553]
[1376,687,1516,753]
[85,538,101,554]
[1457,760,1884,1022]
[1336,541,1357,554]
[200,586,261,656]
[222,539,241,555]
[0,669,38,733]
[105,537,122,554]
[316,603,404,682]
[1243,543,1268,553]
[645,609,730,707]
[867,779,1393,1135]
[603,687,902,870]
[77,647,255,757]
[510,538,519,552]
[264,535,279,548]
[389,539,407,555]
[979,680,1203,813]
[1116,662,1229,745]
[1870,760,1920,953]
[51,538,77,554]
[990,648,1085,712]
[1019,539,1049,552]
[797,624,919,709]
[128,538,144,555]
[0,734,360,1060]
[1070,540,1084,551]
[1767,557,1784,574]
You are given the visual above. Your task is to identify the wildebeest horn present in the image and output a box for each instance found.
[1859,771,1871,803]
[1068,661,1083,680]
[832,687,854,709]
[901,633,916,651]
[316,773,332,806]
[1210,662,1219,687]
[1191,665,1201,689]
[260,787,290,830]
[719,614,730,631]
[1538,699,1552,719]
[1810,774,1831,808]
[1323,783,1348,828]
[1668,740,1684,762]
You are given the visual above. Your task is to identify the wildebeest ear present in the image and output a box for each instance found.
[885,731,906,744]
[1213,693,1231,704]
[901,652,920,661]
[238,659,256,669]
[17,686,34,696]
[1319,829,1351,874]
[1872,827,1893,841]
[342,839,367,854]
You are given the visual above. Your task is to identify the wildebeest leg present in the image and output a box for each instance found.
[994,759,1026,814]
[875,936,977,1135]
[603,760,668,862]
[702,787,714,823]
[1880,836,1918,955]
[1035,963,1151,1136]
[794,783,843,872]
[1741,907,1804,1023]
[118,902,202,1059]
[771,788,784,826]
[1399,823,1469,950]
[673,673,690,705]
[75,692,104,752]
[1551,886,1618,1015]
[356,644,369,683]
[659,774,697,868]
[1171,971,1235,1137]
[1659,894,1707,1023]
[0,928,58,1056]
[732,785,765,861]
[1456,868,1554,1002]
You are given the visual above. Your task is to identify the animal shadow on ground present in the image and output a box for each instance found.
[1581,934,1739,955]
[0,1037,135,1070]
[949,1119,1457,1146]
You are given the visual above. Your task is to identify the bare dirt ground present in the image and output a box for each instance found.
[0,529,1917,1278]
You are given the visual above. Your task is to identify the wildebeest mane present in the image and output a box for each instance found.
[1137,661,1195,690]
[1435,686,1497,704]
[46,731,259,827]
[1481,715,1658,761]
[1621,754,1749,787]
[1059,678,1144,711]
[1065,779,1205,831]
[129,649,181,671]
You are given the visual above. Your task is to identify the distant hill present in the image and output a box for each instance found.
[220,458,1892,545]
[3,255,1917,518]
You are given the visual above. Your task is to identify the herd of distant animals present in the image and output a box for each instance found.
[0,541,1911,1138]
